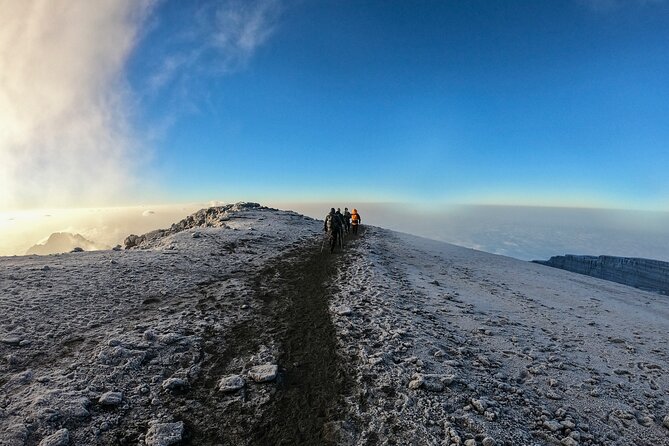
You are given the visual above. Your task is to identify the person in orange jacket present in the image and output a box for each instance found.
[350,208,361,235]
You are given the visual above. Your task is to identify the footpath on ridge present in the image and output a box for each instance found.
[171,233,355,445]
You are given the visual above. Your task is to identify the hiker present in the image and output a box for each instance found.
[324,208,342,253]
[335,208,346,243]
[351,208,361,235]
[343,208,352,233]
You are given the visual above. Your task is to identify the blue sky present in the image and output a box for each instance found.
[2,0,669,211]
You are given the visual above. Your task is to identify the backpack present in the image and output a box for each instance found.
[326,214,340,233]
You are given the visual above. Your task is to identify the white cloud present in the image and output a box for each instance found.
[0,0,154,211]
[149,0,281,90]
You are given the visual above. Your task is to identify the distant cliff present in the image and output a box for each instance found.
[534,255,669,295]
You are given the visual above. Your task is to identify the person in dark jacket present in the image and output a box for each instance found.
[343,208,352,233]
[324,208,342,253]
[335,208,346,242]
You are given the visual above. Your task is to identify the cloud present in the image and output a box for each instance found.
[0,0,155,211]
[148,0,281,91]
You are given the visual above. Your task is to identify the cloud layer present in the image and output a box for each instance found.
[0,0,153,210]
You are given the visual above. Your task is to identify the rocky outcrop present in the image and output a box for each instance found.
[124,202,263,249]
[534,255,669,294]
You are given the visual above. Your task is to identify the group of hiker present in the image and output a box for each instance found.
[323,207,361,253]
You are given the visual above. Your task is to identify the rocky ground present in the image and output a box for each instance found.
[1,204,668,445]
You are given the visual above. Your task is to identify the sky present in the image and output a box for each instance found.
[2,0,669,257]
[2,0,669,212]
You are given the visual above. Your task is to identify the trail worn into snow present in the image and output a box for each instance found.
[251,239,350,444]
[163,236,351,445]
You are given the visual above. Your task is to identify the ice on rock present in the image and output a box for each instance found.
[98,391,123,406]
[1,335,22,345]
[38,429,69,446]
[145,421,184,446]
[249,364,279,383]
[218,374,245,392]
[408,373,456,392]
[162,377,188,391]
[482,438,497,446]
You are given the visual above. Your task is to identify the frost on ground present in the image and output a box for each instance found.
[332,228,669,445]
[1,203,669,445]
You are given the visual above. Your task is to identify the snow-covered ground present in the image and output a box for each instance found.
[1,204,668,445]
[331,228,669,445]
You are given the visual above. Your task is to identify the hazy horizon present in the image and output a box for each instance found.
[3,201,669,263]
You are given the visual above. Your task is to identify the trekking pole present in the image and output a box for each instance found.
[320,236,325,253]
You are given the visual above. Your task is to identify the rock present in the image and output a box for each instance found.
[334,306,353,316]
[218,375,245,392]
[14,370,34,384]
[561,437,578,446]
[546,391,563,400]
[145,421,184,446]
[249,364,278,383]
[543,419,562,432]
[191,232,201,238]
[408,373,455,392]
[560,420,575,429]
[1,336,21,345]
[124,234,143,249]
[471,399,486,413]
[5,424,28,444]
[112,245,122,251]
[70,247,84,252]
[663,414,669,429]
[162,377,188,391]
[482,438,496,446]
[408,377,423,390]
[98,391,123,406]
[38,429,69,446]
[464,439,476,446]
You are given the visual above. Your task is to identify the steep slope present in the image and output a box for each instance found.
[2,204,668,446]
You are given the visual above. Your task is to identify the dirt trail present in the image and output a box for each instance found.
[251,237,352,445]
[171,235,353,445]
